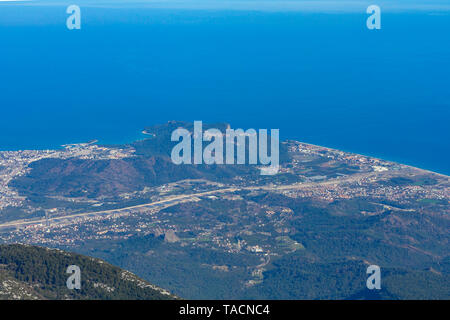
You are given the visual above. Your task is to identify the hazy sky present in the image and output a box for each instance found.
[3,1,450,12]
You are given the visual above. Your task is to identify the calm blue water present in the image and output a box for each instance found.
[0,4,449,174]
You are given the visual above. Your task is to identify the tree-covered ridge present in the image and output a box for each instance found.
[0,244,176,300]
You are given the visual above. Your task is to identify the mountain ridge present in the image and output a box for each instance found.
[0,244,177,300]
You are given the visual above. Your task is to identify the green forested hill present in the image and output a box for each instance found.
[0,244,176,300]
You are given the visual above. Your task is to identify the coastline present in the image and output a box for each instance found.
[0,129,448,178]
[289,140,450,179]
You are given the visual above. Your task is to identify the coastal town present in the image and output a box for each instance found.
[0,135,447,281]
[0,121,447,299]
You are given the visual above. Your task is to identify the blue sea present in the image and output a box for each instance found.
[0,1,449,175]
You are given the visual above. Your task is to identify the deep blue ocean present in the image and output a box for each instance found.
[1,2,449,175]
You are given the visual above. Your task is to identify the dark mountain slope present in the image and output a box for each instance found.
[0,244,176,300]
